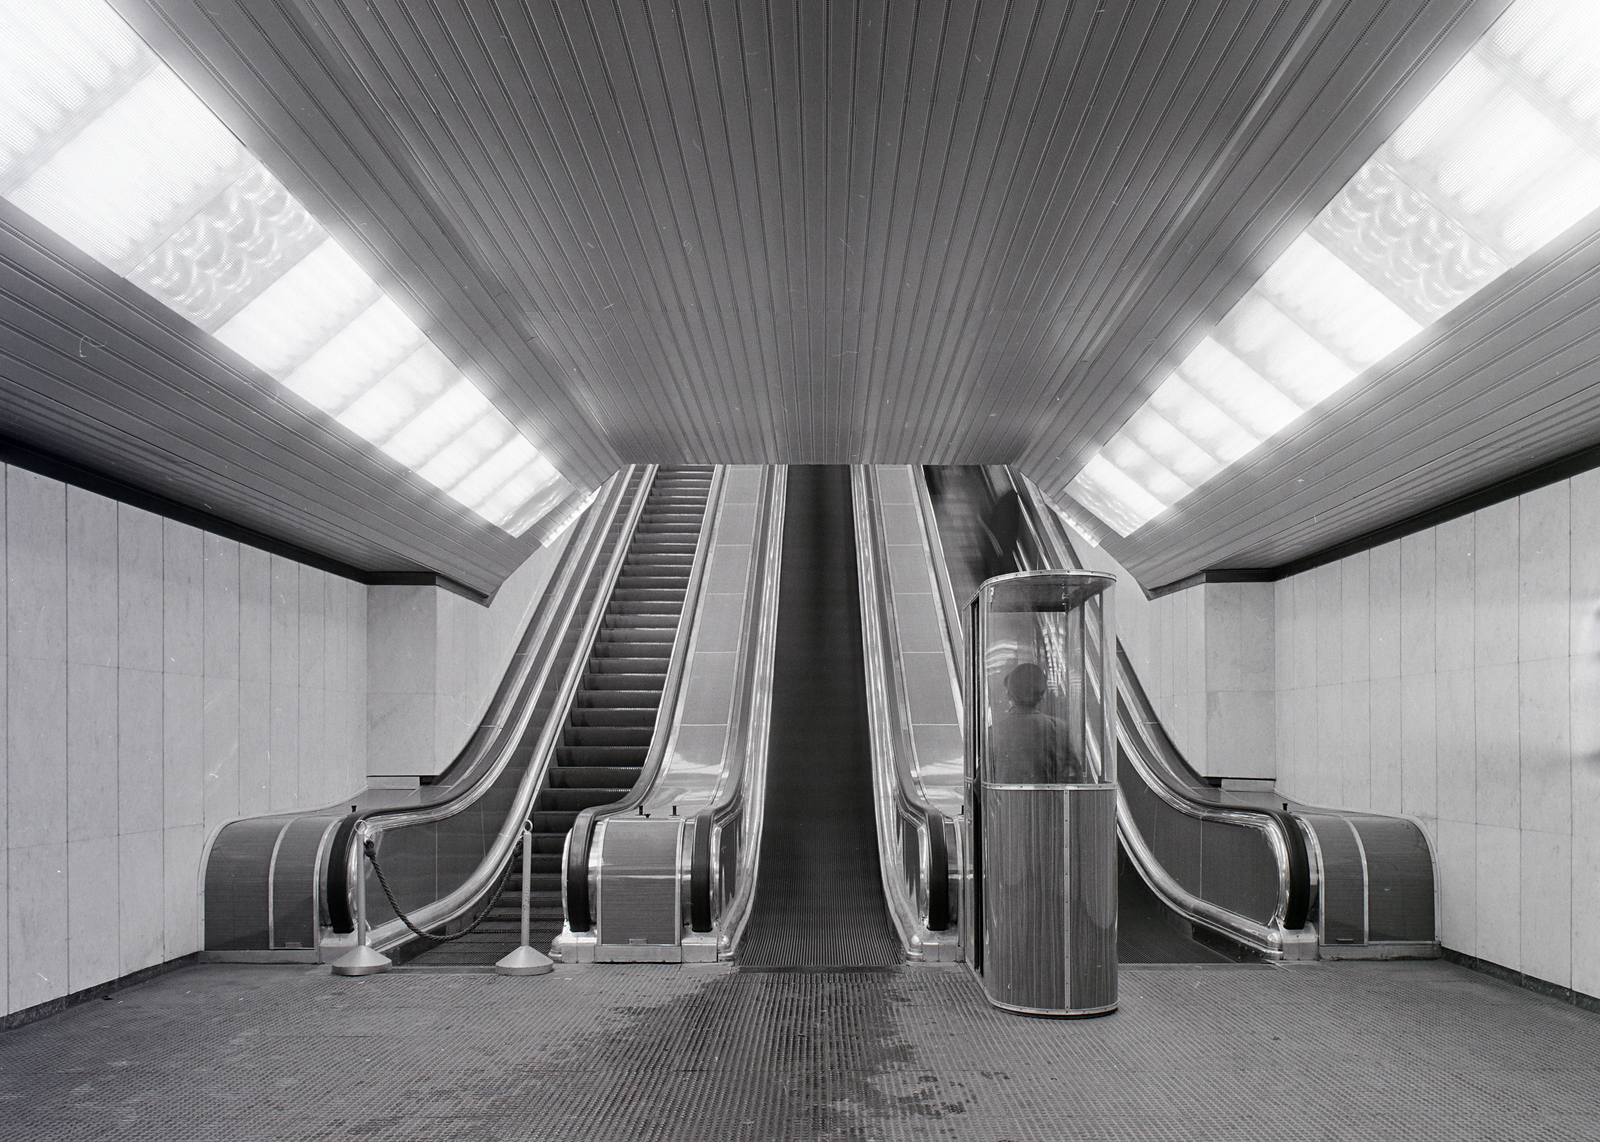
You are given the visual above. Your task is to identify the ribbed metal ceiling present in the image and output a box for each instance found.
[15,0,1579,590]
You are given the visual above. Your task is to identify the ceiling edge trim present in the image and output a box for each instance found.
[1143,438,1600,598]
[0,433,490,605]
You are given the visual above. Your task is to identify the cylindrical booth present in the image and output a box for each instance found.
[966,570,1118,1016]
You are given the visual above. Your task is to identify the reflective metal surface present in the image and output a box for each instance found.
[851,466,958,960]
[340,466,655,953]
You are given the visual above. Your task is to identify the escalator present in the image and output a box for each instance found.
[400,467,714,966]
[918,464,1437,963]
[203,464,724,964]
[919,465,1240,964]
[738,466,901,969]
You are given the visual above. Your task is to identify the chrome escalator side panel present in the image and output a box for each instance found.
[554,465,788,963]
[853,465,963,961]
[351,466,657,954]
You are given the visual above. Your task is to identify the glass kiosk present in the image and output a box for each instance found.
[966,571,1118,1016]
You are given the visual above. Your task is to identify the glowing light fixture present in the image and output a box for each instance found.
[0,0,573,536]
[1071,0,1600,535]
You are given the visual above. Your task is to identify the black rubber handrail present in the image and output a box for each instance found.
[325,468,647,937]
[563,466,723,933]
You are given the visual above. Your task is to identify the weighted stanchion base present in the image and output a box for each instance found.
[495,946,554,976]
[331,945,393,976]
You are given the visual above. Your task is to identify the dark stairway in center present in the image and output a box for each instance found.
[400,465,714,966]
[739,465,900,969]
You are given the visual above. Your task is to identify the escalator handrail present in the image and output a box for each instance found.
[686,465,787,946]
[562,466,727,932]
[332,466,658,949]
[852,466,952,939]
[325,466,638,932]
[1008,470,1313,949]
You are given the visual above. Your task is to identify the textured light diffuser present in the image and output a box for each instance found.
[0,0,572,536]
[1072,0,1600,535]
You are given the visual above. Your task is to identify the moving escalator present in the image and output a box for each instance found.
[917,464,1437,963]
[400,467,714,966]
[203,465,722,965]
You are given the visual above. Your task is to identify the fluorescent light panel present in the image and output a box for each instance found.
[0,0,571,536]
[1072,0,1600,535]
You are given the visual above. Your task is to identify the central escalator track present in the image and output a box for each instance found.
[401,466,714,966]
[739,466,900,969]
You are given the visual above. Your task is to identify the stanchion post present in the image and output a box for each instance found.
[332,825,393,976]
[497,819,553,976]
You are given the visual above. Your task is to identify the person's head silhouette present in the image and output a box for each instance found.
[1004,662,1048,710]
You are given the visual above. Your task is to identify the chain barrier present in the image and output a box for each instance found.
[362,834,525,945]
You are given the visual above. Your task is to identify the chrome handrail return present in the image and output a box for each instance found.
[852,466,958,961]
[331,466,658,960]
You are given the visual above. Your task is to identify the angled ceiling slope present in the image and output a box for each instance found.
[10,0,1567,593]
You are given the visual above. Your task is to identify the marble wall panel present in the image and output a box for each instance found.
[269,556,299,689]
[202,535,239,680]
[163,824,205,958]
[298,567,326,693]
[237,679,271,816]
[7,469,65,663]
[162,522,203,676]
[1369,541,1401,681]
[1435,669,1477,823]
[1519,829,1571,990]
[118,829,165,974]
[1518,657,1570,835]
[9,656,66,848]
[1399,530,1436,677]
[1572,828,1600,997]
[1340,551,1370,684]
[117,506,162,673]
[66,662,118,842]
[1475,823,1521,970]
[8,842,67,1012]
[1436,817,1477,953]
[1518,482,1570,664]
[1435,516,1476,672]
[1474,500,1519,670]
[162,673,204,830]
[117,669,163,835]
[203,676,240,828]
[1369,681,1402,815]
[66,487,117,669]
[67,833,119,991]
[1473,662,1520,829]
[237,546,271,684]
[1399,672,1437,822]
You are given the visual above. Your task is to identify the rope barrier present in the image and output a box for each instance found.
[363,835,524,945]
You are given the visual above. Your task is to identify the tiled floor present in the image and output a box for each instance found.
[1,959,1596,1141]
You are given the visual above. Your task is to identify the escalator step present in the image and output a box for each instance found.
[582,674,667,691]
[606,600,684,616]
[550,765,648,788]
[569,707,657,727]
[572,690,662,708]
[588,657,670,674]
[562,726,653,747]
[533,810,579,832]
[556,744,649,766]
[540,787,633,811]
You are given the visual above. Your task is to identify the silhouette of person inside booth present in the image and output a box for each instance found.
[987,662,1084,785]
